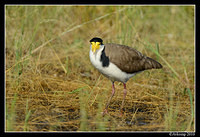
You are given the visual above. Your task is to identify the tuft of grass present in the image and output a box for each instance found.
[155,43,160,62]
[6,93,17,131]
[14,33,23,77]
[164,90,180,131]
[24,99,32,131]
[65,56,70,74]
[95,103,106,131]
[79,90,89,131]
[68,86,87,94]
[186,88,194,131]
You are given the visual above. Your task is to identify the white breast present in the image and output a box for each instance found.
[89,46,136,83]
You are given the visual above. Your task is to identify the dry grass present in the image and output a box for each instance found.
[5,5,195,132]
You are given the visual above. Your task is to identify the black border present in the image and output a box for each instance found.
[2,1,198,136]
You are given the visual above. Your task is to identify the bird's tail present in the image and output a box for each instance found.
[145,57,163,69]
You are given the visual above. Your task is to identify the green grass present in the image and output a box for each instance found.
[6,93,17,131]
[24,99,32,131]
[5,5,195,131]
[6,93,32,131]
[79,90,89,131]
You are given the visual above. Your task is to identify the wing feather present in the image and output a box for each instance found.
[104,43,162,73]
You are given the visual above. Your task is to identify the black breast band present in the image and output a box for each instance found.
[100,47,110,67]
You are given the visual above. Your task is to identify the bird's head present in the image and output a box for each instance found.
[90,37,103,53]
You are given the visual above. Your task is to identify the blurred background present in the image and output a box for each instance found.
[5,5,195,131]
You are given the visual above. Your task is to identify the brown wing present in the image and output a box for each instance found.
[104,43,162,73]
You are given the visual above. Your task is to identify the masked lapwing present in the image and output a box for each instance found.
[89,37,162,115]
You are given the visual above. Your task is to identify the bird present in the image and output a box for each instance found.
[89,37,162,115]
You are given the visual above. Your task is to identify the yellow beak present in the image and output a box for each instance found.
[91,42,100,53]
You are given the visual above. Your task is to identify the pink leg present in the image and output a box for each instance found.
[120,83,127,114]
[103,82,115,115]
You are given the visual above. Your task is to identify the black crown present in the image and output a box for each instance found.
[90,37,103,43]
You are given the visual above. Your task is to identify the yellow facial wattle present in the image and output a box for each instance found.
[91,42,101,53]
